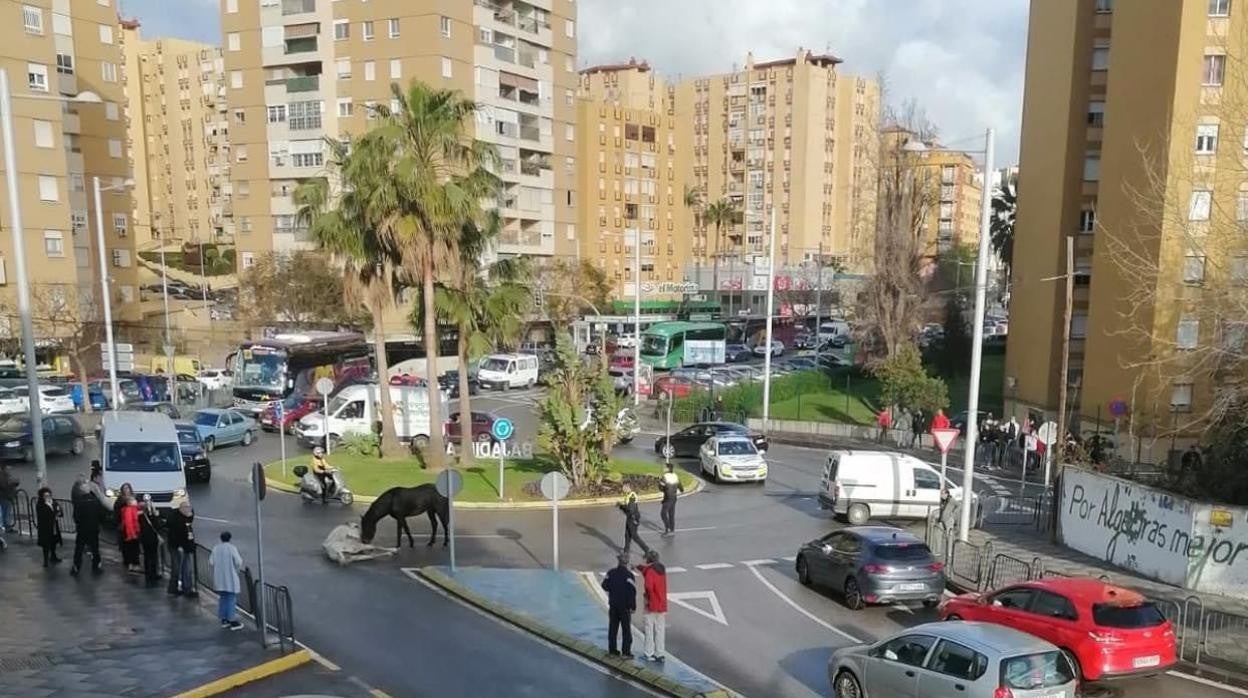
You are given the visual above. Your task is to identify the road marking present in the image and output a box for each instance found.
[741,559,777,567]
[695,563,734,570]
[673,526,717,533]
[747,566,863,644]
[669,591,728,626]
[780,556,797,562]
[666,566,688,573]
[1166,670,1248,695]
[194,515,232,523]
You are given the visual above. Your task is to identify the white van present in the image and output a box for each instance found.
[98,411,188,512]
[818,321,851,343]
[477,353,539,391]
[294,383,448,449]
[817,450,976,525]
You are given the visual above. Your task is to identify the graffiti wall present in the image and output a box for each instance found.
[1060,468,1248,598]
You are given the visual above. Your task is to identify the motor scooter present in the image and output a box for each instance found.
[292,464,354,505]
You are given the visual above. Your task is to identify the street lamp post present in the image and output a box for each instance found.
[632,228,641,406]
[93,177,134,406]
[761,207,778,431]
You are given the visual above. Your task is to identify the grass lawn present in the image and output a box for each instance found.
[763,371,881,425]
[944,350,1005,415]
[263,452,695,501]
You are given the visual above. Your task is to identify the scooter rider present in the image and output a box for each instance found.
[311,447,334,503]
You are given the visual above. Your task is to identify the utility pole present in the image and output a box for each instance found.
[1054,235,1075,487]
[813,240,824,368]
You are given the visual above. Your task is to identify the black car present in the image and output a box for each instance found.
[439,370,479,399]
[175,422,211,483]
[0,415,86,461]
[654,422,769,458]
[724,344,753,363]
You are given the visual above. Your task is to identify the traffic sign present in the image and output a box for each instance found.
[491,417,515,441]
[315,377,335,396]
[540,471,570,501]
[436,469,464,498]
[1037,421,1059,446]
[931,428,960,455]
[273,401,284,422]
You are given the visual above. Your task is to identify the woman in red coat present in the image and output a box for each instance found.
[116,483,141,573]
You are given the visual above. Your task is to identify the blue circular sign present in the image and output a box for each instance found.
[491,417,515,441]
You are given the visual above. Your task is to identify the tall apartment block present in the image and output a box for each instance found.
[880,126,983,259]
[0,1,130,343]
[672,50,880,273]
[1006,0,1237,435]
[120,21,232,324]
[576,60,692,299]
[220,0,578,278]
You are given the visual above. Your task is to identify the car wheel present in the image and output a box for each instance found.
[203,437,215,453]
[475,432,493,444]
[661,443,675,459]
[71,437,85,455]
[201,470,212,484]
[833,670,863,698]
[847,502,870,525]
[796,556,812,585]
[242,430,253,446]
[1061,649,1083,683]
[843,577,865,611]
[503,382,510,392]
[944,614,961,621]
[922,599,938,609]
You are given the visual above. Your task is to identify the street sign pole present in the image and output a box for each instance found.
[940,450,948,485]
[491,418,515,500]
[276,401,287,479]
[251,462,267,646]
[448,486,455,572]
[930,428,959,485]
[315,377,334,456]
[436,470,464,574]
[552,494,559,571]
[540,471,570,571]
[498,448,505,500]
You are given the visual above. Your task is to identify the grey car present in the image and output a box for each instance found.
[796,526,944,610]
[829,621,1078,698]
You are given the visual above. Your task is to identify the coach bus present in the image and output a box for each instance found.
[231,332,371,415]
[639,321,727,370]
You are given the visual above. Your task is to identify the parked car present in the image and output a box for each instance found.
[818,353,853,370]
[93,400,183,439]
[614,332,637,349]
[196,368,232,391]
[70,383,110,411]
[609,351,636,370]
[14,385,77,414]
[797,526,944,610]
[191,408,258,451]
[445,410,499,445]
[939,577,1177,682]
[752,340,785,358]
[654,422,769,458]
[652,375,697,399]
[828,621,1079,698]
[0,414,86,461]
[259,395,321,433]
[0,388,22,416]
[725,344,753,363]
[609,367,634,395]
[174,421,211,483]
[818,450,976,525]
[438,370,479,399]
[699,435,767,483]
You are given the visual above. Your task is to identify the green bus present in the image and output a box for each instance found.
[640,321,727,369]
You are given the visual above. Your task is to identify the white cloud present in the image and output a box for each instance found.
[578,0,1028,163]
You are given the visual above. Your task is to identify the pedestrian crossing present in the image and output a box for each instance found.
[665,556,798,575]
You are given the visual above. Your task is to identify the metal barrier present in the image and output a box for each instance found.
[987,552,1033,590]
[978,495,1044,528]
[948,539,988,590]
[10,489,33,537]
[1199,610,1248,667]
[254,579,296,652]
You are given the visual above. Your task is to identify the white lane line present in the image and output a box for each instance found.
[673,526,717,533]
[747,566,862,644]
[780,556,797,562]
[741,559,777,567]
[666,566,688,573]
[695,563,735,570]
[1166,671,1248,695]
[194,515,232,523]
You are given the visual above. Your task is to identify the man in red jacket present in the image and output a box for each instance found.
[638,550,668,662]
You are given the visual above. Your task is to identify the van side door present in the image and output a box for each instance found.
[909,465,945,518]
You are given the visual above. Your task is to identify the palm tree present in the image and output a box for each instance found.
[351,81,499,470]
[990,176,1017,285]
[703,198,737,309]
[683,184,704,292]
[434,212,531,467]
[294,143,405,457]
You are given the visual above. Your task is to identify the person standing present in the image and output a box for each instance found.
[638,550,668,662]
[116,487,141,574]
[138,495,163,587]
[0,462,18,537]
[166,500,197,597]
[209,531,245,630]
[601,554,637,658]
[659,465,683,536]
[876,408,892,443]
[931,408,950,432]
[617,484,650,556]
[70,476,103,576]
[909,409,925,449]
[34,487,62,567]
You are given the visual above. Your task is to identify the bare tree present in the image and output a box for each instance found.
[27,285,104,413]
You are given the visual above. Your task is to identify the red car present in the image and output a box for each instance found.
[445,411,499,445]
[939,577,1176,682]
[652,375,696,398]
[610,352,635,370]
[259,396,322,433]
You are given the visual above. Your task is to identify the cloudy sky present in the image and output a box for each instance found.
[124,0,1028,163]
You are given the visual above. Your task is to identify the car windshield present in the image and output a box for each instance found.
[640,335,667,356]
[480,358,509,371]
[1092,602,1166,628]
[238,351,285,389]
[0,416,30,432]
[106,442,182,472]
[1000,651,1076,690]
[175,427,201,445]
[194,412,220,427]
[41,387,68,397]
[874,543,933,561]
[718,440,757,456]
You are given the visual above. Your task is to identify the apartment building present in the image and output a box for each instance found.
[672,50,880,273]
[120,22,232,324]
[0,1,130,341]
[220,0,578,276]
[1006,0,1238,437]
[922,148,982,256]
[576,59,692,298]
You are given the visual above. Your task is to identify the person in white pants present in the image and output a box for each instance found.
[639,549,668,662]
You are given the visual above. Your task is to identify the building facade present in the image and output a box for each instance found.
[0,0,130,346]
[1006,0,1240,439]
[219,0,578,275]
[575,60,692,299]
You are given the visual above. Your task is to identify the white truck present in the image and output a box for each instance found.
[294,383,448,450]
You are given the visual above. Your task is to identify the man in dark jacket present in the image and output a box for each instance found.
[601,554,636,657]
[0,462,17,538]
[70,475,103,576]
[617,484,650,556]
[659,465,683,536]
[166,500,197,596]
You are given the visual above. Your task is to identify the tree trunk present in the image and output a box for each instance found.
[72,353,92,415]
[422,258,446,470]
[369,302,404,458]
[456,332,473,469]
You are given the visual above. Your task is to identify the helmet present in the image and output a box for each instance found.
[313,447,324,457]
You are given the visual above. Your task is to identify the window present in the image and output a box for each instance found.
[565,124,574,141]
[364,60,375,81]
[235,145,248,162]
[565,89,574,106]
[230,70,242,89]
[1083,155,1101,182]
[226,31,241,51]
[37,175,58,202]
[101,61,117,83]
[913,468,942,491]
[110,249,130,267]
[1185,255,1207,284]
[1087,101,1105,127]
[1205,54,1227,86]
[870,635,936,668]
[51,12,70,35]
[1171,383,1193,412]
[32,120,53,148]
[27,63,48,91]
[70,210,86,234]
[98,24,112,44]
[389,59,401,79]
[441,57,453,79]
[292,151,323,167]
[43,231,64,257]
[336,58,351,79]
[1096,0,1113,11]
[1239,191,1248,225]
[565,19,575,38]
[440,16,452,37]
[1226,322,1248,350]
[112,214,127,236]
[105,102,119,120]
[22,5,43,34]
[927,641,988,681]
[107,138,122,158]
[69,174,83,192]
[1071,312,1088,338]
[1189,189,1212,221]
[267,105,287,123]
[334,19,348,40]
[226,0,237,12]
[337,98,353,117]
[362,20,374,41]
[1197,124,1219,153]
[1092,46,1109,71]
[1079,207,1096,233]
[1177,316,1200,349]
[242,252,255,268]
[288,100,322,130]
[390,17,402,38]
[55,53,73,75]
[1211,0,1232,16]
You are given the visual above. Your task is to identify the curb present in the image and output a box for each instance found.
[170,648,312,698]
[417,567,729,698]
[263,473,704,510]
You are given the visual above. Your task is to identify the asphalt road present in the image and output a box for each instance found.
[19,392,1247,698]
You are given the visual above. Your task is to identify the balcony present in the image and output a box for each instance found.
[286,75,319,92]
[281,0,316,15]
[284,37,318,55]
[494,44,515,63]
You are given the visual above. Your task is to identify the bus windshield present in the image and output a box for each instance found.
[238,352,286,390]
[640,335,668,356]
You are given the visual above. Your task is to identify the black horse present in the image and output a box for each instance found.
[360,484,449,548]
